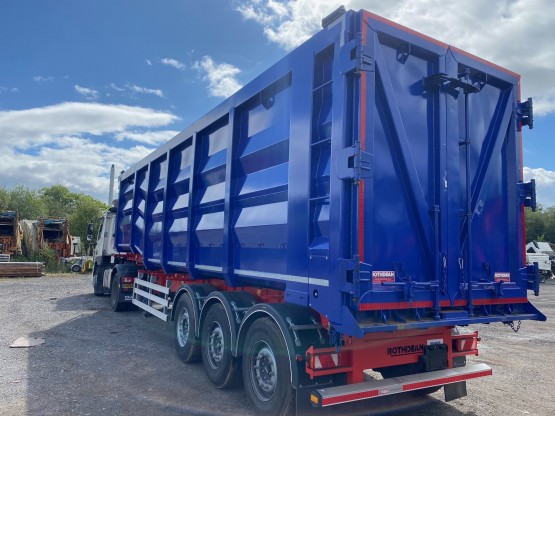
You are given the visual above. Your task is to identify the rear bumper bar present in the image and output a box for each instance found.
[310,363,492,408]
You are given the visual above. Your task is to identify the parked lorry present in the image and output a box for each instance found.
[0,211,22,258]
[526,241,555,281]
[21,218,73,259]
[92,7,545,414]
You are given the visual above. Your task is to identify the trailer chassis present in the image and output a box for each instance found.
[106,264,491,415]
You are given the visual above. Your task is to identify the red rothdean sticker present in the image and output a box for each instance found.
[494,272,510,282]
[372,271,395,284]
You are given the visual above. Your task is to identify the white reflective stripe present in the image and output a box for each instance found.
[195,265,222,272]
[314,354,339,369]
[234,269,329,287]
[309,277,329,287]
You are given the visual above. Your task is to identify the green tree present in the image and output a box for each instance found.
[525,204,555,244]
[39,184,78,218]
[69,194,108,247]
[0,186,10,210]
[1,183,108,246]
[7,185,46,220]
[542,206,555,243]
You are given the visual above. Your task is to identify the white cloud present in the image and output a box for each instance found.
[75,83,164,100]
[127,84,165,98]
[193,56,242,98]
[161,57,186,70]
[75,85,99,100]
[236,0,555,115]
[524,167,555,207]
[33,75,54,83]
[145,59,153,66]
[0,86,19,93]
[237,0,340,49]
[0,137,152,197]
[109,83,165,98]
[115,130,179,146]
[0,102,177,148]
[0,103,179,198]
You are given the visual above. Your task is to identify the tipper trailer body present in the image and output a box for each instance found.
[93,8,545,414]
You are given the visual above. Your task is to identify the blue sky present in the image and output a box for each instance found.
[1,0,554,206]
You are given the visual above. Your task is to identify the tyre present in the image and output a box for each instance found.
[242,318,294,416]
[200,303,239,388]
[71,263,82,273]
[174,293,201,363]
[110,275,129,312]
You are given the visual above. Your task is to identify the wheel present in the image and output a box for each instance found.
[174,293,201,363]
[242,318,294,416]
[110,275,129,312]
[71,263,81,273]
[200,303,239,388]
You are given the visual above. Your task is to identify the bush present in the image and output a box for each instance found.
[11,245,66,273]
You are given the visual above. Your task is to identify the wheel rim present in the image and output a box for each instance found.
[250,341,277,401]
[207,322,224,369]
[177,308,190,347]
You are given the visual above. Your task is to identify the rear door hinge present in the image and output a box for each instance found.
[518,179,536,211]
[516,97,534,129]
[526,262,540,296]
[340,33,373,75]
[338,142,373,182]
[423,73,481,97]
[337,257,372,300]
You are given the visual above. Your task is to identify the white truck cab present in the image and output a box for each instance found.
[91,206,137,310]
[526,241,555,282]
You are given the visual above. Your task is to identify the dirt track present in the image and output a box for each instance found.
[0,274,553,415]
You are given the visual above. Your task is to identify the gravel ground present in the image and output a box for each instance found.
[0,274,553,415]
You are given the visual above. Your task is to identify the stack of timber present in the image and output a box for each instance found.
[0,262,44,278]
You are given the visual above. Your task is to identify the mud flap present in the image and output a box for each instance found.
[444,381,467,402]
[294,387,313,416]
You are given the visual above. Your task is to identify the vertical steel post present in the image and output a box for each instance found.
[108,164,115,205]
[464,82,474,315]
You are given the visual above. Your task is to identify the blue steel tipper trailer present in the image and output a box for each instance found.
[96,7,545,414]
